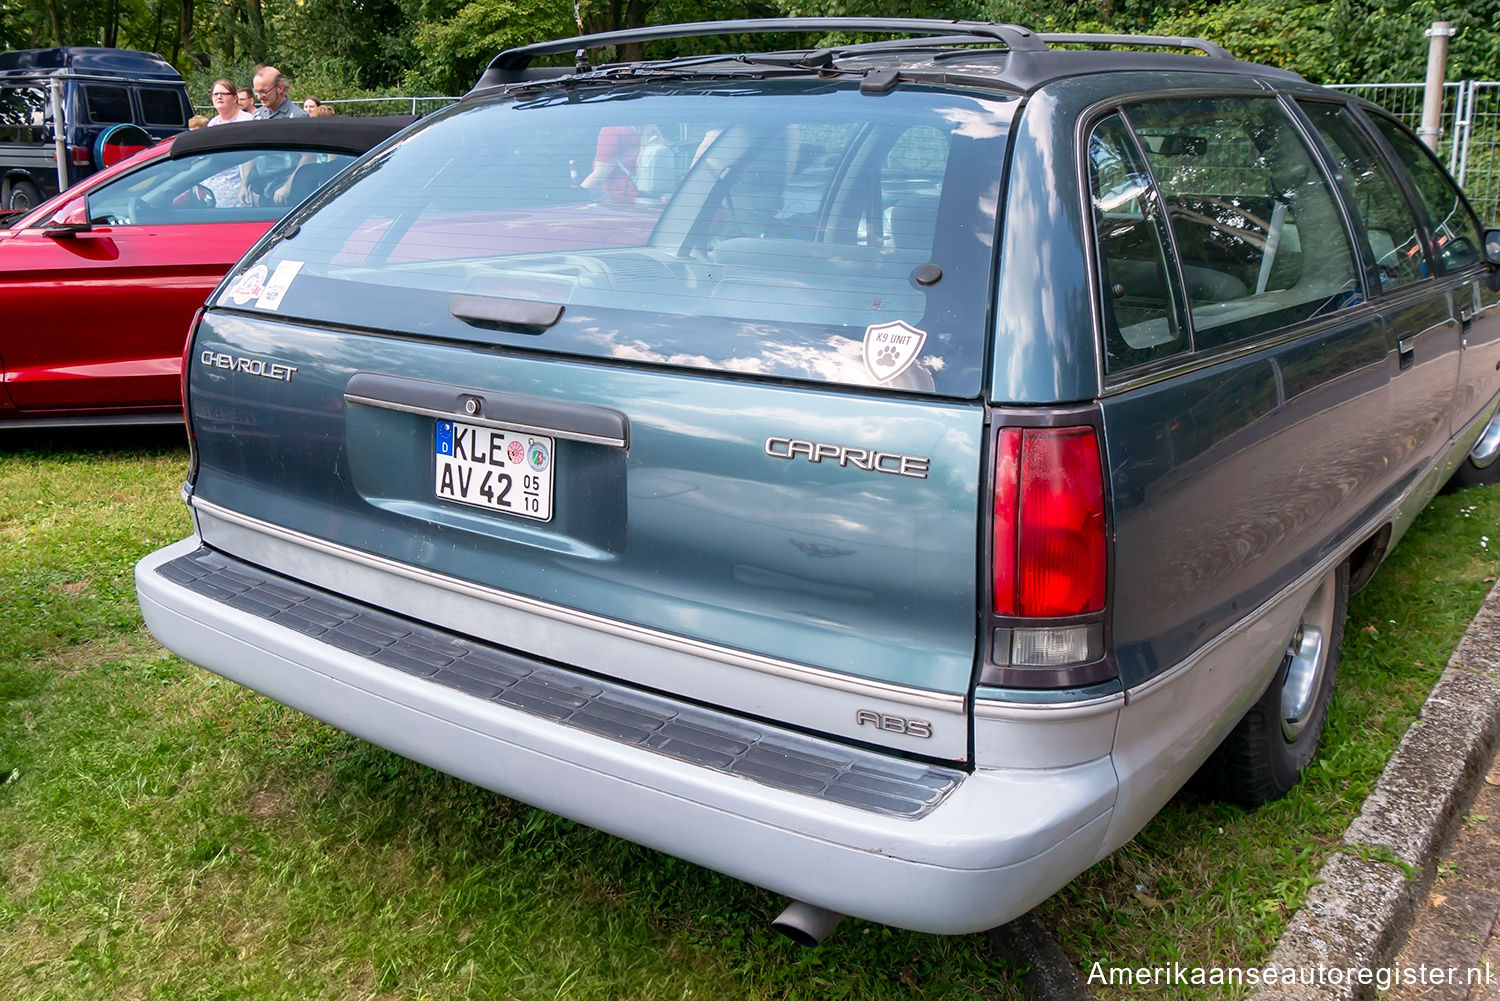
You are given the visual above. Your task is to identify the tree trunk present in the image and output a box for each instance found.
[43,0,64,46]
[104,0,119,47]
[245,0,267,63]
[176,0,193,65]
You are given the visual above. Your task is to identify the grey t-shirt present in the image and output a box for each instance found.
[253,100,308,121]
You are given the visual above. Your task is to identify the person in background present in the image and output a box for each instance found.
[251,67,308,120]
[309,105,336,118]
[579,125,640,201]
[237,87,254,114]
[302,96,322,115]
[188,115,208,130]
[207,79,254,126]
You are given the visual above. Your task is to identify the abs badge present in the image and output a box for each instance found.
[862,320,927,383]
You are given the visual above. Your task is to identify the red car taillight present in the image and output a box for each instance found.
[993,426,1106,617]
[989,424,1109,684]
[68,145,91,167]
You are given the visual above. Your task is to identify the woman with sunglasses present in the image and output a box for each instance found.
[207,80,254,126]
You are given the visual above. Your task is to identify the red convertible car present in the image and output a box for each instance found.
[0,116,413,427]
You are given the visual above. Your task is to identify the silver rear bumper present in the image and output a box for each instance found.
[137,535,1117,934]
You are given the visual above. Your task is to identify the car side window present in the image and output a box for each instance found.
[1126,96,1362,349]
[1086,113,1186,370]
[1367,114,1485,273]
[1297,102,1427,291]
[85,150,353,226]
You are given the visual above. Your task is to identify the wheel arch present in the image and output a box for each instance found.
[1347,523,1391,595]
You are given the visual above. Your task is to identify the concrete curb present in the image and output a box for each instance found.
[1249,578,1500,1001]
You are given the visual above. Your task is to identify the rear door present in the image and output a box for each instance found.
[1361,112,1500,435]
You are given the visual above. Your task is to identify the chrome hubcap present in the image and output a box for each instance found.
[1471,413,1500,470]
[1281,573,1336,741]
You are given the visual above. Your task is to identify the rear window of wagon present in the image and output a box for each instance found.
[224,82,1016,397]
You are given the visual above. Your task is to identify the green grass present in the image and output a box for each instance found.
[0,427,1496,999]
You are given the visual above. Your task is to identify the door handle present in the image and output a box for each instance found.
[1398,335,1416,369]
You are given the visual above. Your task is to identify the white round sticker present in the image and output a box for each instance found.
[230,264,269,306]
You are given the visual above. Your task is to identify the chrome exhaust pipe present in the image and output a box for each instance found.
[771,900,844,946]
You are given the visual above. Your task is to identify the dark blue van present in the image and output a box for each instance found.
[0,46,190,212]
[136,18,1500,943]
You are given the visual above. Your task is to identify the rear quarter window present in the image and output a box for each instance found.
[223,83,1015,398]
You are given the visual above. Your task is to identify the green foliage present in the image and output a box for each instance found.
[5,0,1500,104]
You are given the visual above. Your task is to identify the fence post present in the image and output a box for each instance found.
[50,75,68,193]
[1419,21,1455,152]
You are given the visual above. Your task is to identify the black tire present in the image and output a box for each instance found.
[1446,455,1500,491]
[1199,561,1349,807]
[5,180,41,213]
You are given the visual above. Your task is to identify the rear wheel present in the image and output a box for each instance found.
[1449,457,1500,490]
[1201,562,1348,807]
[1445,414,1500,491]
[5,180,41,213]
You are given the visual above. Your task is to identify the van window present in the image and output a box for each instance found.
[0,86,48,142]
[138,87,186,127]
[1086,113,1186,371]
[1368,115,1485,273]
[1126,96,1362,349]
[225,83,1015,397]
[1297,101,1427,291]
[83,85,132,124]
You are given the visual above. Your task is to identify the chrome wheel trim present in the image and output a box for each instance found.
[1281,572,1337,741]
[1470,413,1500,470]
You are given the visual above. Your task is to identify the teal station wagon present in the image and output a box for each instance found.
[136,19,1500,942]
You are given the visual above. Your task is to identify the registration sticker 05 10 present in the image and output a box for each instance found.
[435,420,553,521]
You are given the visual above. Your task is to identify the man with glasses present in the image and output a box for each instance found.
[237,88,255,114]
[251,67,307,121]
[207,79,254,126]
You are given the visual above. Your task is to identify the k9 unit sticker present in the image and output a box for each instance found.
[862,320,927,383]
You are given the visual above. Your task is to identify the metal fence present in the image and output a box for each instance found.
[321,95,459,117]
[212,83,1500,224]
[1328,80,1500,225]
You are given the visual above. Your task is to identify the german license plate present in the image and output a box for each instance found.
[434,420,553,521]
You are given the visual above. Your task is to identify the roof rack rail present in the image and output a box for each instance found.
[1036,33,1232,59]
[480,17,1044,86]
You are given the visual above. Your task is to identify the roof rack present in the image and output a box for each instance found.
[473,19,1239,91]
[480,17,1044,85]
[1037,33,1232,59]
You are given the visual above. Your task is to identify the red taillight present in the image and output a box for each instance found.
[993,426,1107,618]
[68,145,90,166]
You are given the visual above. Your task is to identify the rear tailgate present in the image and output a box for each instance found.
[189,313,984,758]
[184,82,1014,762]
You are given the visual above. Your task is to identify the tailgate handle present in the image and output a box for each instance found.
[345,373,628,448]
[450,292,564,332]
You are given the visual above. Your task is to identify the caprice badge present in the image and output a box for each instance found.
[199,350,298,382]
[765,436,929,479]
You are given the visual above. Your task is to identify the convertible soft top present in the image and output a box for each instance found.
[168,115,418,159]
